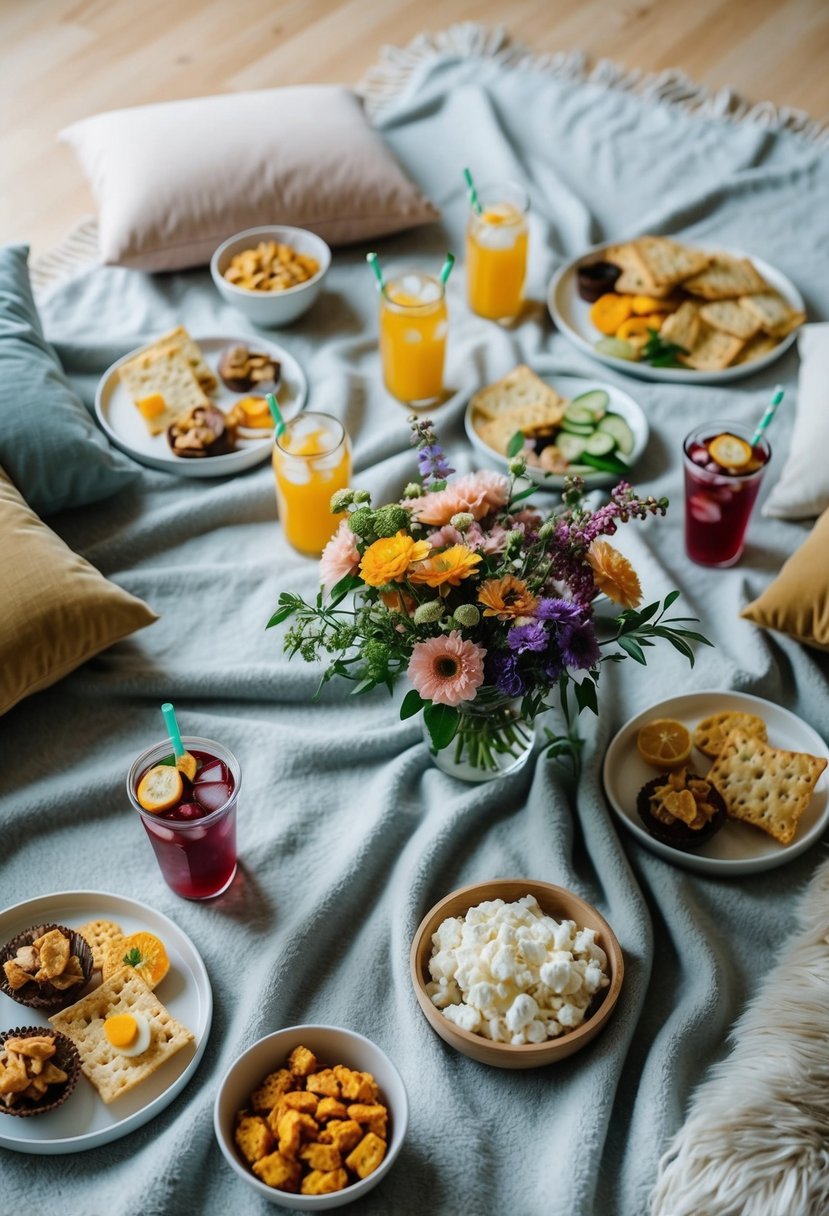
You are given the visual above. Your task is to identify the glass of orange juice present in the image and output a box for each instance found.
[273,412,352,557]
[466,182,529,322]
[379,270,448,407]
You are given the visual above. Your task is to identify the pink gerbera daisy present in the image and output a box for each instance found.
[407,631,486,707]
[319,520,360,592]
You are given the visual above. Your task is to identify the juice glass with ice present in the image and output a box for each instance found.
[128,736,240,900]
[683,423,771,567]
[466,182,529,322]
[273,412,352,556]
[379,271,448,406]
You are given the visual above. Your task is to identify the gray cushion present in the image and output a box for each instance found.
[0,244,138,513]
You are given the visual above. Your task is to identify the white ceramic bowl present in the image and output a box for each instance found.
[214,1025,408,1209]
[210,225,331,328]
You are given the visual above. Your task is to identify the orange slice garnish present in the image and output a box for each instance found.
[113,931,170,989]
[707,433,752,470]
[136,764,183,813]
[637,719,692,769]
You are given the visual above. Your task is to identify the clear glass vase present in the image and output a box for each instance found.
[422,692,535,783]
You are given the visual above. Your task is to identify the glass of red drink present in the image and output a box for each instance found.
[683,422,771,567]
[127,736,240,900]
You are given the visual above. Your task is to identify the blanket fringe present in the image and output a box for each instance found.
[30,216,100,295]
[356,20,829,147]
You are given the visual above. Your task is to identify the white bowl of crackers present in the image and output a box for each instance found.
[211,225,331,328]
[214,1025,408,1208]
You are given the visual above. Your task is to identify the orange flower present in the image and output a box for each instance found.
[586,540,642,609]
[477,575,539,620]
[360,531,431,587]
[408,545,482,589]
[380,588,416,613]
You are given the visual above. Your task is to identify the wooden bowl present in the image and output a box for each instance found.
[410,879,624,1069]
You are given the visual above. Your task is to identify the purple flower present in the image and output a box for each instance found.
[507,621,548,654]
[535,597,583,624]
[542,647,564,683]
[417,444,455,486]
[487,652,526,697]
[559,619,600,671]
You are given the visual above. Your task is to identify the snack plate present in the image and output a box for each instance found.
[95,335,308,478]
[464,367,649,490]
[602,691,829,875]
[0,891,211,1154]
[548,243,805,384]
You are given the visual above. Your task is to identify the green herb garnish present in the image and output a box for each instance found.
[123,947,142,967]
[506,430,525,458]
[641,328,687,368]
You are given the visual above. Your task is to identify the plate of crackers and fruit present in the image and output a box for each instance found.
[602,691,829,875]
[95,326,308,478]
[465,364,648,489]
[549,238,806,384]
[0,891,211,1153]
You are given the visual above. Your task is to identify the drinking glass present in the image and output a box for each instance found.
[273,412,352,556]
[683,422,771,567]
[379,270,448,406]
[466,181,529,322]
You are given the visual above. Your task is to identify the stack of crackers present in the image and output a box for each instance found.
[598,237,805,370]
[469,365,565,455]
[118,326,219,437]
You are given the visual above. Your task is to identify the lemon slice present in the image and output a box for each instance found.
[707,433,752,470]
[137,764,183,813]
[637,719,692,769]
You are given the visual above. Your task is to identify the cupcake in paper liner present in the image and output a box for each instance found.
[0,923,93,1012]
[0,1025,81,1116]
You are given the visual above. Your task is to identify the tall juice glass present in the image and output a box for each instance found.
[128,736,240,900]
[466,182,529,322]
[273,412,352,556]
[379,271,447,406]
[683,422,771,567]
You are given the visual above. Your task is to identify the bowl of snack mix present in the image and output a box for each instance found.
[214,1024,408,1209]
[410,878,624,1068]
[211,226,331,328]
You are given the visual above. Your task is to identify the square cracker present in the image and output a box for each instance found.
[77,920,123,972]
[679,324,744,371]
[659,301,701,353]
[119,343,209,435]
[739,292,806,338]
[139,326,217,392]
[470,365,564,423]
[628,237,710,289]
[707,729,827,845]
[49,968,193,1104]
[698,300,763,340]
[683,255,768,300]
[733,332,780,365]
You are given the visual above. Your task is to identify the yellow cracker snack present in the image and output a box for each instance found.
[251,1067,295,1114]
[299,1143,343,1172]
[683,255,769,300]
[119,344,209,436]
[345,1131,387,1179]
[77,920,124,972]
[658,301,701,353]
[49,969,194,1104]
[698,300,763,340]
[347,1102,388,1138]
[470,365,565,424]
[707,730,828,845]
[288,1044,319,1077]
[680,325,744,371]
[318,1118,364,1153]
[301,1168,349,1195]
[739,292,806,338]
[252,1151,301,1191]
[235,1114,273,1164]
[694,711,768,758]
[132,326,217,392]
[733,333,780,365]
[223,241,320,293]
[316,1096,348,1121]
[306,1068,342,1098]
[628,237,710,289]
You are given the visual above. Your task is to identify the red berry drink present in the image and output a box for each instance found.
[683,423,770,567]
[127,737,240,899]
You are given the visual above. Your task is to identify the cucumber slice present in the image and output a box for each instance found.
[563,403,596,427]
[560,420,595,436]
[570,390,609,419]
[557,433,589,462]
[580,451,631,476]
[584,431,616,457]
[595,337,637,362]
[597,413,635,456]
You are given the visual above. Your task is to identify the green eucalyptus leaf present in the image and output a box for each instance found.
[617,635,647,664]
[423,703,460,751]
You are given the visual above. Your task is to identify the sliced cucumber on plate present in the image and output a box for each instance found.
[552,396,633,475]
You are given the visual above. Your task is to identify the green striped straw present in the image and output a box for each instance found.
[161,702,185,761]
[463,167,482,215]
[366,251,385,293]
[266,392,286,439]
[751,385,784,447]
[439,252,455,285]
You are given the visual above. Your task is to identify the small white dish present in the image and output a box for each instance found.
[549,242,804,384]
[602,690,829,875]
[214,1025,407,1209]
[0,890,211,1154]
[465,370,649,490]
[95,333,307,479]
[211,225,331,328]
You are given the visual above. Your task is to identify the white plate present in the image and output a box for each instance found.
[465,372,649,489]
[95,335,308,477]
[602,691,829,876]
[0,890,212,1154]
[548,243,805,384]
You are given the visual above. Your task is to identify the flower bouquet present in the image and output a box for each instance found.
[269,418,709,781]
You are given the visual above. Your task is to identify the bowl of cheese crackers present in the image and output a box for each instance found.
[214,1025,408,1209]
[211,226,331,327]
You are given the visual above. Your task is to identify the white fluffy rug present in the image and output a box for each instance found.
[651,855,829,1216]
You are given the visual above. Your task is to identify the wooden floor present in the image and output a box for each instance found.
[2,0,829,256]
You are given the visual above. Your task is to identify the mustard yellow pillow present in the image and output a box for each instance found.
[741,508,829,650]
[0,469,158,714]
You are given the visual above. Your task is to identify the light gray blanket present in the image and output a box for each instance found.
[3,32,829,1216]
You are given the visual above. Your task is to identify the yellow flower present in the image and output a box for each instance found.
[408,545,482,589]
[586,540,642,609]
[477,576,539,620]
[359,531,431,587]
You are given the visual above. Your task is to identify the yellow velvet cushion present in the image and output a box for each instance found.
[741,507,829,650]
[0,469,157,714]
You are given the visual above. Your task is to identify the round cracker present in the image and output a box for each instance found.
[693,712,767,758]
[77,920,124,973]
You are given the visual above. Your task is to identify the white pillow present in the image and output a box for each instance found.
[763,323,829,520]
[61,86,439,272]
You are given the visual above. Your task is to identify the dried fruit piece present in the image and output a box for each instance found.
[137,764,183,813]
[708,433,752,470]
[105,931,170,989]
